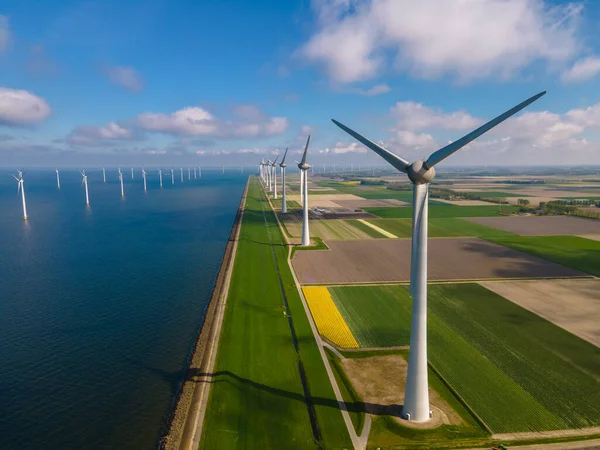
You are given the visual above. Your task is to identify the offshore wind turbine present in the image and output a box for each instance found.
[171,169,174,185]
[332,90,546,422]
[194,167,197,179]
[280,148,288,213]
[81,170,90,205]
[158,168,163,188]
[102,168,106,183]
[180,168,184,183]
[118,168,125,197]
[271,156,279,199]
[188,167,191,180]
[131,167,134,180]
[298,136,311,246]
[12,171,27,220]
[199,166,202,178]
[56,168,61,189]
[142,167,147,192]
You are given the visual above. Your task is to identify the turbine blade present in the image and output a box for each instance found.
[273,156,279,165]
[300,135,310,165]
[331,119,409,173]
[425,91,546,169]
[281,148,288,164]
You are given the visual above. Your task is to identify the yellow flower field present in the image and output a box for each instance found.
[302,286,359,348]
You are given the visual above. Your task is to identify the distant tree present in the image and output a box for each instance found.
[517,198,530,206]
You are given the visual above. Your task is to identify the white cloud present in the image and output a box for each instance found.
[300,0,582,83]
[137,106,287,137]
[328,141,368,154]
[562,56,600,83]
[353,83,391,96]
[0,88,52,125]
[0,16,10,54]
[67,121,134,146]
[104,65,144,92]
[391,101,482,131]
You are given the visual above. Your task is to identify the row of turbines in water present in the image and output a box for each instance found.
[9,166,228,220]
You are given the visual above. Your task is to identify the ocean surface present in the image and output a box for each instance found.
[0,168,247,449]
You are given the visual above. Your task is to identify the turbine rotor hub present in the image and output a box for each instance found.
[280,163,287,168]
[407,160,435,185]
[298,163,311,171]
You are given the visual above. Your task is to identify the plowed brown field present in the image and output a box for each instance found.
[465,216,600,235]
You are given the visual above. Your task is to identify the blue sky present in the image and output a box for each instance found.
[1,0,600,167]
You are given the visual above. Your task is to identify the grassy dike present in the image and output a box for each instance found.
[200,177,351,449]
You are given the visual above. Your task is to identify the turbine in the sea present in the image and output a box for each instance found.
[332,90,546,422]
[157,168,163,188]
[56,168,61,189]
[188,167,191,180]
[171,169,174,185]
[180,168,184,183]
[142,167,147,192]
[81,170,90,205]
[102,168,106,183]
[298,136,311,247]
[280,148,288,213]
[11,170,27,220]
[131,167,134,180]
[118,168,125,197]
[199,166,202,178]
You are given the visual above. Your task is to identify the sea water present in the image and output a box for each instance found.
[0,169,247,449]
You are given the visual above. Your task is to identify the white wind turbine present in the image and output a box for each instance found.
[102,168,106,183]
[171,169,175,185]
[12,171,27,220]
[131,167,134,180]
[194,167,197,179]
[142,167,147,192]
[271,156,279,199]
[295,160,304,207]
[188,167,191,180]
[158,168,163,188]
[298,136,311,246]
[259,159,265,183]
[280,148,288,213]
[118,168,125,197]
[199,166,202,178]
[56,168,61,189]
[180,168,184,183]
[332,90,546,422]
[266,160,273,191]
[81,170,90,205]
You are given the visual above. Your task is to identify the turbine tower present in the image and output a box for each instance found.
[280,148,288,213]
[266,160,272,191]
[194,167,197,179]
[171,169,174,185]
[158,168,163,188]
[298,136,311,246]
[102,168,106,183]
[131,167,134,180]
[180,168,184,183]
[118,168,125,197]
[199,166,202,178]
[332,90,546,422]
[56,169,61,189]
[295,161,304,207]
[272,156,279,199]
[81,170,90,205]
[188,167,191,180]
[142,167,147,192]
[12,171,27,220]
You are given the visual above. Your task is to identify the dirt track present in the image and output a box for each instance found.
[292,238,585,284]
[465,216,600,235]
[480,279,600,348]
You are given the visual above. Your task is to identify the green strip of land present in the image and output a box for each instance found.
[364,205,519,218]
[200,177,350,449]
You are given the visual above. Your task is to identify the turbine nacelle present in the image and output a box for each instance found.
[298,162,311,171]
[407,160,435,185]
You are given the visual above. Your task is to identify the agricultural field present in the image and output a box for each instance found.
[333,198,409,208]
[284,219,375,241]
[292,238,583,284]
[466,215,600,236]
[201,178,351,449]
[325,284,600,433]
[488,235,600,276]
[458,190,523,197]
[302,286,358,348]
[480,279,600,347]
[367,218,517,239]
[364,204,519,219]
[345,219,388,238]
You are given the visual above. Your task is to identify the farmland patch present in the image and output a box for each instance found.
[465,216,600,236]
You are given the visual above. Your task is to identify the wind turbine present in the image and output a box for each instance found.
[180,168,184,183]
[199,166,202,178]
[142,167,147,192]
[158,168,163,188]
[12,171,27,220]
[56,168,61,189]
[102,168,106,183]
[118,168,125,197]
[280,148,288,213]
[188,167,191,180]
[171,169,174,185]
[131,167,134,180]
[222,166,225,175]
[194,167,197,179]
[271,156,279,199]
[266,160,273,191]
[81,170,90,205]
[298,136,311,246]
[332,90,546,422]
[295,160,304,207]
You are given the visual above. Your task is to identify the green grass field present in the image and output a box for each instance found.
[488,235,600,276]
[346,219,388,238]
[327,283,600,433]
[461,191,522,198]
[364,204,519,219]
[366,218,517,238]
[201,178,351,449]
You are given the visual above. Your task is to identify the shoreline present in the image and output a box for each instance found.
[159,177,249,450]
